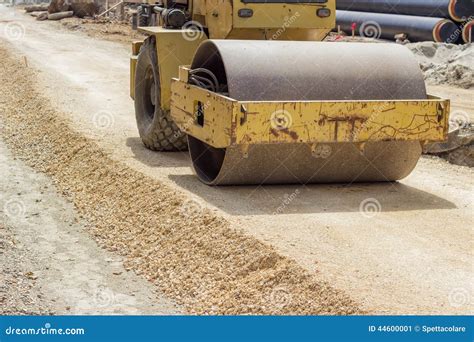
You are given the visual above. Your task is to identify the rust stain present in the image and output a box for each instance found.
[317,115,368,135]
[281,128,299,140]
[317,115,328,126]
[269,128,299,140]
[240,134,253,144]
[230,114,238,144]
[327,115,368,124]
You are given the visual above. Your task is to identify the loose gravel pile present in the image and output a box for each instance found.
[328,37,474,89]
[407,42,474,89]
[0,47,362,315]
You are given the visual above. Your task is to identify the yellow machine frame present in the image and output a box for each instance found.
[130,29,206,103]
[130,0,336,101]
[169,66,449,148]
[130,0,449,152]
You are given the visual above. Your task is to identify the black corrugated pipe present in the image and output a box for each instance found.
[337,10,460,43]
[336,0,474,23]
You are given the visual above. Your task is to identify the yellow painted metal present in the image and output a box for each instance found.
[205,0,233,39]
[132,27,206,108]
[138,26,166,35]
[131,0,335,100]
[130,56,138,99]
[171,83,235,147]
[224,28,330,40]
[170,73,449,149]
[130,40,144,99]
[133,0,448,153]
[203,0,335,39]
[131,40,143,55]
[191,0,207,17]
[232,3,335,30]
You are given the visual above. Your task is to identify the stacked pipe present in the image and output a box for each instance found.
[336,0,474,44]
[463,20,473,43]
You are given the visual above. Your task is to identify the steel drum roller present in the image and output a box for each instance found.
[188,40,426,185]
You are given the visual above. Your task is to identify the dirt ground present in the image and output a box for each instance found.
[0,222,53,315]
[0,5,473,315]
[0,45,362,315]
[0,138,181,315]
[408,42,474,89]
[58,17,145,45]
[20,3,145,46]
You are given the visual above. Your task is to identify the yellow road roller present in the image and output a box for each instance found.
[130,0,449,185]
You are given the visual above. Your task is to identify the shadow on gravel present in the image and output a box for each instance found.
[169,175,456,215]
[126,137,189,168]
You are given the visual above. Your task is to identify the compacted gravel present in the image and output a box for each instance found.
[0,46,362,315]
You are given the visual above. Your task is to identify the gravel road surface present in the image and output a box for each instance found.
[0,5,472,314]
[0,137,181,315]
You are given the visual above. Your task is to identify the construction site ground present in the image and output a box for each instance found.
[0,5,473,315]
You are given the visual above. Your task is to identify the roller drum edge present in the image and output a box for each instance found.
[188,40,426,185]
[189,139,422,185]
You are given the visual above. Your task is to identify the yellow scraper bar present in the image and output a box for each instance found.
[170,67,449,149]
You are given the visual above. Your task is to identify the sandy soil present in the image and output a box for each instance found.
[0,138,181,315]
[19,4,145,46]
[0,46,361,315]
[408,42,474,89]
[0,222,53,315]
[0,5,472,315]
[58,17,145,45]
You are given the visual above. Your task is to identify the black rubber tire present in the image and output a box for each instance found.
[137,6,148,27]
[134,37,188,151]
